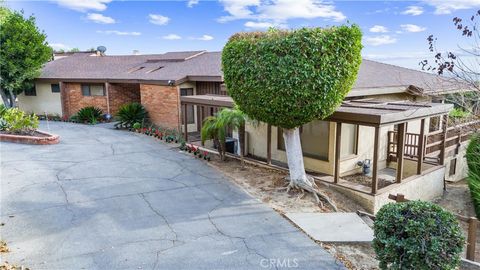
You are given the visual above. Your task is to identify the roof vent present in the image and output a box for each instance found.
[96,46,107,56]
[146,66,164,73]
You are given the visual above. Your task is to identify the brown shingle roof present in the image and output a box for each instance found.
[38,51,465,93]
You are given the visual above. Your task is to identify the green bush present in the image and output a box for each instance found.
[115,102,147,128]
[72,106,103,124]
[449,108,470,119]
[132,122,141,130]
[467,134,480,218]
[222,26,362,129]
[373,201,464,270]
[0,107,39,134]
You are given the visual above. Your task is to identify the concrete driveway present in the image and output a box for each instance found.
[0,122,343,270]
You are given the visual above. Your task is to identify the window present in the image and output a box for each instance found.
[180,88,194,124]
[81,84,105,96]
[341,124,358,158]
[24,85,36,96]
[429,116,440,132]
[278,120,330,161]
[51,84,60,93]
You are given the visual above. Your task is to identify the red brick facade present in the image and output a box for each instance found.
[108,83,141,115]
[61,82,140,117]
[140,84,181,129]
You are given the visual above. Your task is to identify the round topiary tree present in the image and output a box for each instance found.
[373,201,464,270]
[222,26,362,205]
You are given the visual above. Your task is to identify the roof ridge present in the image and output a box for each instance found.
[362,58,439,77]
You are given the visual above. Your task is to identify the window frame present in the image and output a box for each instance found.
[51,84,60,93]
[24,85,37,96]
[277,121,331,161]
[81,84,105,96]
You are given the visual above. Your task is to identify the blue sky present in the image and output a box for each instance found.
[5,0,480,70]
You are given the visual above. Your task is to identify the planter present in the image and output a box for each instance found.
[0,130,60,145]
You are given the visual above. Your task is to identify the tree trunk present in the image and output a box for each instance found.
[283,128,310,186]
[8,89,16,107]
[0,90,10,108]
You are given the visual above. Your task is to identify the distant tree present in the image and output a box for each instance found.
[222,26,362,209]
[0,7,52,107]
[69,47,80,52]
[421,9,480,118]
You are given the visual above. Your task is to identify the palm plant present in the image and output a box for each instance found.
[201,115,227,161]
[72,106,102,124]
[216,107,247,167]
[115,102,148,128]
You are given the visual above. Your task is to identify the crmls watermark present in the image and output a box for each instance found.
[260,258,299,268]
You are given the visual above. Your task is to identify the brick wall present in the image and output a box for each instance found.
[108,83,141,115]
[61,82,140,118]
[140,84,180,130]
[62,83,108,117]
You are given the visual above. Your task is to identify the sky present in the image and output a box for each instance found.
[5,0,480,70]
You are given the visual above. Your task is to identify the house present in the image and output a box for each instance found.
[19,49,476,212]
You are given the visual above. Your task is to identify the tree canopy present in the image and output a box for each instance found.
[222,26,363,129]
[0,7,52,105]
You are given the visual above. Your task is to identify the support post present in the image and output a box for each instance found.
[372,126,380,194]
[334,122,342,184]
[183,104,188,142]
[417,118,426,175]
[104,82,110,115]
[396,123,406,183]
[200,106,205,146]
[59,81,66,117]
[467,217,478,261]
[440,114,448,165]
[267,124,272,164]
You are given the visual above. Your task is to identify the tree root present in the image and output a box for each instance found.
[285,176,338,212]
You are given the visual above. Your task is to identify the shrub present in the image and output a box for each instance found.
[0,107,39,134]
[115,102,147,128]
[373,201,464,270]
[467,134,480,218]
[132,122,141,130]
[449,108,470,119]
[72,106,102,124]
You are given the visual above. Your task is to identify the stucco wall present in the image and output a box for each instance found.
[330,166,446,213]
[17,82,62,116]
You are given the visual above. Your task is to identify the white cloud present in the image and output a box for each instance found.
[400,24,426,33]
[86,13,115,24]
[96,30,141,36]
[54,0,111,12]
[149,14,170,25]
[244,21,285,29]
[369,25,388,33]
[423,0,480,14]
[402,6,424,16]
[187,0,199,8]
[50,43,71,51]
[218,0,345,24]
[364,35,397,46]
[191,35,214,41]
[162,34,182,40]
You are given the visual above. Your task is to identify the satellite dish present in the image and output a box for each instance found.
[97,46,107,54]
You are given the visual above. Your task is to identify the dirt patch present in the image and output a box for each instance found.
[342,173,393,189]
[0,241,9,253]
[207,156,379,269]
[434,180,479,261]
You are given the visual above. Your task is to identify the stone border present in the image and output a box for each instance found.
[0,130,60,145]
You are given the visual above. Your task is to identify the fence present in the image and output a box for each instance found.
[387,120,479,165]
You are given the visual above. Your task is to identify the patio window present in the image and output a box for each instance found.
[340,124,358,158]
[81,84,105,96]
[24,85,36,96]
[51,84,60,93]
[429,116,440,132]
[278,120,330,161]
[180,88,194,124]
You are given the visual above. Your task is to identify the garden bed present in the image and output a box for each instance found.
[342,173,394,189]
[0,130,59,145]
